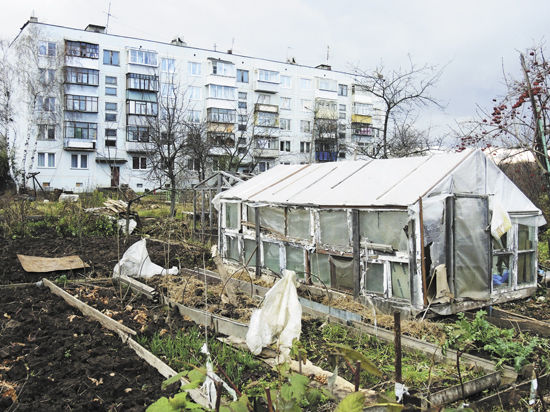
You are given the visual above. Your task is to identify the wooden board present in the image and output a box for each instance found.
[18,254,89,273]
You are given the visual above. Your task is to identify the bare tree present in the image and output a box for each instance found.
[354,57,443,158]
[0,40,14,190]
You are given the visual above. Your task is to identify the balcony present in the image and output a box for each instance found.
[63,138,96,151]
[126,73,159,92]
[254,80,279,94]
[254,103,278,113]
[252,138,279,158]
[351,114,372,124]
[315,151,338,162]
[126,140,154,153]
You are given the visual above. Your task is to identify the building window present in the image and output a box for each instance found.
[127,126,150,142]
[105,76,117,85]
[105,113,117,122]
[280,118,291,131]
[338,84,348,96]
[236,69,249,83]
[339,104,346,112]
[105,128,117,138]
[127,100,158,116]
[280,97,291,110]
[238,92,247,100]
[65,95,98,112]
[38,41,56,57]
[300,120,311,133]
[126,73,159,91]
[64,121,97,140]
[103,50,120,65]
[37,152,55,168]
[257,94,271,104]
[71,154,88,169]
[256,111,277,127]
[280,141,291,152]
[38,124,55,140]
[318,78,337,91]
[280,75,291,88]
[39,69,56,84]
[136,183,143,188]
[132,156,147,169]
[212,60,235,76]
[300,141,311,153]
[207,108,236,123]
[188,110,201,123]
[188,62,201,75]
[65,67,99,86]
[339,112,346,120]
[105,87,117,96]
[238,101,247,109]
[105,102,117,111]
[188,86,201,100]
[354,102,372,115]
[301,99,312,112]
[258,161,269,172]
[258,69,279,83]
[128,49,158,66]
[300,78,312,89]
[65,40,99,59]
[208,84,235,100]
[35,96,56,112]
[161,58,176,73]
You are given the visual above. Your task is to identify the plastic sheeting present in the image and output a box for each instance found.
[360,210,408,251]
[246,270,302,362]
[263,241,281,274]
[319,210,349,247]
[259,206,285,235]
[288,208,311,240]
[330,256,354,291]
[113,239,178,278]
[453,197,490,300]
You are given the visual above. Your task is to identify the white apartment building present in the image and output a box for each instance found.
[8,18,383,192]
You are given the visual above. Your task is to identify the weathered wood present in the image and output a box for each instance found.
[424,371,501,408]
[472,373,550,410]
[394,312,402,385]
[352,209,360,298]
[42,278,137,336]
[113,274,158,300]
[418,197,428,307]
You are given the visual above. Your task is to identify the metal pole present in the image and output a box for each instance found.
[352,209,361,298]
[255,207,261,278]
[394,311,402,388]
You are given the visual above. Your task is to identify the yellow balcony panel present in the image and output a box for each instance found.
[351,114,372,124]
[207,123,234,133]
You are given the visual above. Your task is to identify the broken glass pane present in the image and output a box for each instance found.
[286,246,305,280]
[263,241,280,274]
[319,210,349,247]
[391,262,410,300]
[360,211,408,251]
[492,254,511,289]
[366,262,384,294]
[288,208,311,240]
[331,256,354,292]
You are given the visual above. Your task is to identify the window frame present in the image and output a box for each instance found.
[103,49,120,66]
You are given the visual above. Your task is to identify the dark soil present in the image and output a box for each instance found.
[0,285,179,411]
[0,227,209,285]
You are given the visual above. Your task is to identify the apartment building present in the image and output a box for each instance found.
[8,18,383,192]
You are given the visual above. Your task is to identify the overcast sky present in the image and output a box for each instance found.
[1,0,549,139]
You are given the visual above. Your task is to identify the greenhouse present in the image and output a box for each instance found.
[214,149,545,315]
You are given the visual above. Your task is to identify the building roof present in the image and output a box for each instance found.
[216,149,543,217]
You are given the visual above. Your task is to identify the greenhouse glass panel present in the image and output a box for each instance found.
[263,242,281,274]
[391,262,410,300]
[360,211,408,251]
[366,262,384,294]
[286,246,305,280]
[288,208,311,240]
[310,253,330,286]
[243,239,257,266]
[225,236,240,263]
[259,207,285,235]
[331,256,354,292]
[225,203,239,229]
[319,210,349,247]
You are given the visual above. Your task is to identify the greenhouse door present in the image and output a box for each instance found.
[453,195,491,300]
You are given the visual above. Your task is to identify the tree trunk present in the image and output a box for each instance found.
[169,176,176,217]
[382,108,391,158]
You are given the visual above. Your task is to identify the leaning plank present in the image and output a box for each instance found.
[42,278,137,336]
[482,308,550,337]
[113,274,158,300]
[423,371,501,408]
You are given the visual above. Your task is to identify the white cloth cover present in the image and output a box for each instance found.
[490,198,512,240]
[113,239,178,278]
[200,343,237,408]
[246,269,302,361]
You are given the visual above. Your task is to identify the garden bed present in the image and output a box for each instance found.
[0,284,180,410]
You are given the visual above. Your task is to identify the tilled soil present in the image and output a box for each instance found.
[0,285,179,411]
